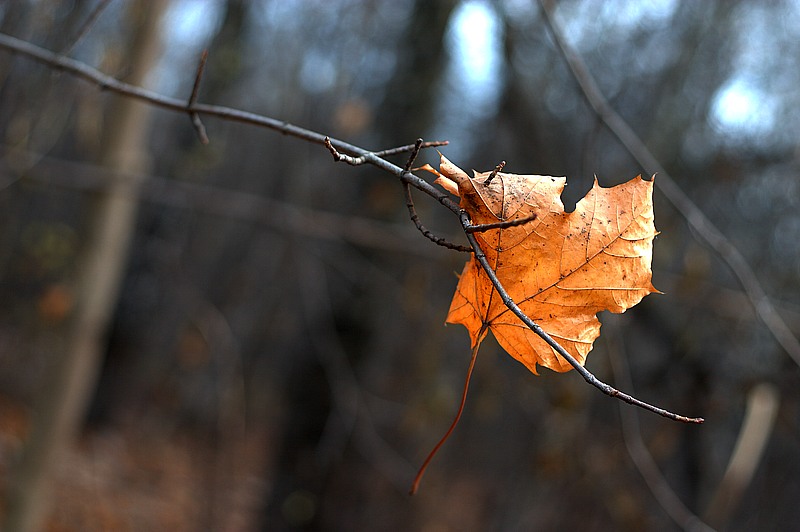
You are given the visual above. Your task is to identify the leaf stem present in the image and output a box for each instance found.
[409,333,483,495]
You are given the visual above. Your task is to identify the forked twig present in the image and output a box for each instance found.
[399,137,472,252]
[327,135,469,250]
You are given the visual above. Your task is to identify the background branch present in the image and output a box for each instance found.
[605,318,716,532]
[59,0,113,56]
[0,32,457,215]
[538,0,800,368]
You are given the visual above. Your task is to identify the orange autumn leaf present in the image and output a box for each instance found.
[433,154,658,374]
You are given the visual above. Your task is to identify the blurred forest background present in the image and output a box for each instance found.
[1,0,800,530]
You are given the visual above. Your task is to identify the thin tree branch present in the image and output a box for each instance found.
[325,136,448,166]
[401,138,471,251]
[0,31,702,424]
[0,32,457,214]
[324,136,364,165]
[538,0,800,369]
[403,182,472,252]
[60,0,114,56]
[403,138,425,171]
[375,140,449,159]
[462,212,703,424]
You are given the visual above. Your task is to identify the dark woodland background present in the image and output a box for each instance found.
[1,1,800,530]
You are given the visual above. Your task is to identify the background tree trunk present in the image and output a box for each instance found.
[2,2,167,530]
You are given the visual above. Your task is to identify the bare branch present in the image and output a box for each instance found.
[538,0,800,369]
[0,32,456,212]
[462,212,703,424]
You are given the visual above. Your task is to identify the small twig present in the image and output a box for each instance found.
[465,213,537,233]
[483,160,505,185]
[462,212,703,424]
[187,49,209,144]
[403,183,471,252]
[403,138,424,171]
[60,0,113,56]
[376,139,448,159]
[326,136,447,168]
[401,138,471,251]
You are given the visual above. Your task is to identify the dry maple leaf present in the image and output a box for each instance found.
[433,154,658,374]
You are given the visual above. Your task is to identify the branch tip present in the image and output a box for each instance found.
[324,137,365,165]
[484,160,506,185]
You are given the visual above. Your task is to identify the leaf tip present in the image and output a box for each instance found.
[437,153,471,188]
